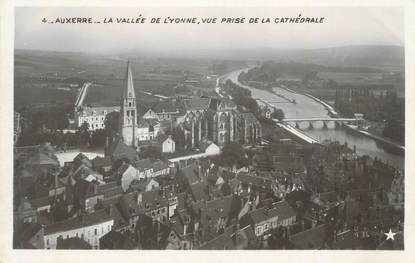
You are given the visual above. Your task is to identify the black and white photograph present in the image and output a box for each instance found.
[6,3,409,254]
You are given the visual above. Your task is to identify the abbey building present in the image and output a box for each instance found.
[119,62,262,148]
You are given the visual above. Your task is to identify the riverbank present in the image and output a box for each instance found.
[274,122,319,144]
[223,68,404,170]
[276,84,404,152]
[301,91,405,151]
[303,93,338,117]
[345,124,405,151]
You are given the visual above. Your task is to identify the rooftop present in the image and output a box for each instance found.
[44,209,113,235]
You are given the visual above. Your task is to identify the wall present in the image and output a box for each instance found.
[44,219,114,249]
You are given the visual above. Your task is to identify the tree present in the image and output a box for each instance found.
[104,111,120,138]
[217,142,246,167]
[139,146,161,159]
[89,129,107,147]
[271,109,285,121]
[77,121,90,145]
[164,126,186,152]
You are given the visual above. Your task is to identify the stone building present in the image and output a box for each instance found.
[118,61,262,149]
[75,106,120,131]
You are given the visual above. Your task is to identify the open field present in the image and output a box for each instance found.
[14,49,226,108]
[318,71,384,84]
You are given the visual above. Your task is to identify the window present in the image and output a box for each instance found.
[94,228,97,235]
[129,102,132,107]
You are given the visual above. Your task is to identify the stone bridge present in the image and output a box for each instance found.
[276,114,364,129]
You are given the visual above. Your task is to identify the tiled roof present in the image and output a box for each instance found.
[272,201,297,221]
[289,224,329,249]
[248,201,296,224]
[99,230,138,249]
[181,163,201,185]
[152,100,185,114]
[237,173,273,190]
[183,98,210,111]
[44,209,113,235]
[29,196,50,208]
[98,182,123,199]
[15,222,43,244]
[152,160,169,172]
[189,181,210,202]
[119,192,140,218]
[108,139,137,161]
[92,156,112,168]
[137,118,160,128]
[134,158,153,171]
[136,214,171,249]
[198,224,255,249]
[192,195,240,226]
[77,106,120,116]
[139,190,168,211]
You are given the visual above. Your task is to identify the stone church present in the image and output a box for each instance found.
[119,61,262,149]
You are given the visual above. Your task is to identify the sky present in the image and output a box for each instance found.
[15,6,404,54]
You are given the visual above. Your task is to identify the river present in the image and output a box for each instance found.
[221,69,404,171]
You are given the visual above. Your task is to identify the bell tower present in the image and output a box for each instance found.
[120,60,138,147]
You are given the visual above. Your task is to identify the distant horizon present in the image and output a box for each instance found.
[14,44,405,59]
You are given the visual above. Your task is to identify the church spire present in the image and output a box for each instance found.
[120,60,138,147]
[123,60,136,100]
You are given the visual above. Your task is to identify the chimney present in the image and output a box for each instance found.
[183,224,187,236]
[54,172,59,190]
[93,183,98,195]
[108,204,114,216]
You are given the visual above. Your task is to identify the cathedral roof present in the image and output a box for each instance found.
[183,98,211,111]
[218,99,237,110]
[151,100,185,114]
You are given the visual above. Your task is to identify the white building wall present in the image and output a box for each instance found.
[44,219,114,249]
[162,138,175,153]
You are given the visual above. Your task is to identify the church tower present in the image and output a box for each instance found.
[120,61,138,147]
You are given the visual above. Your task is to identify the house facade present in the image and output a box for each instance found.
[43,209,114,249]
[75,106,120,131]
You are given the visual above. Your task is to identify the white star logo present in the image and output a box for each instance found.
[384,229,397,241]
